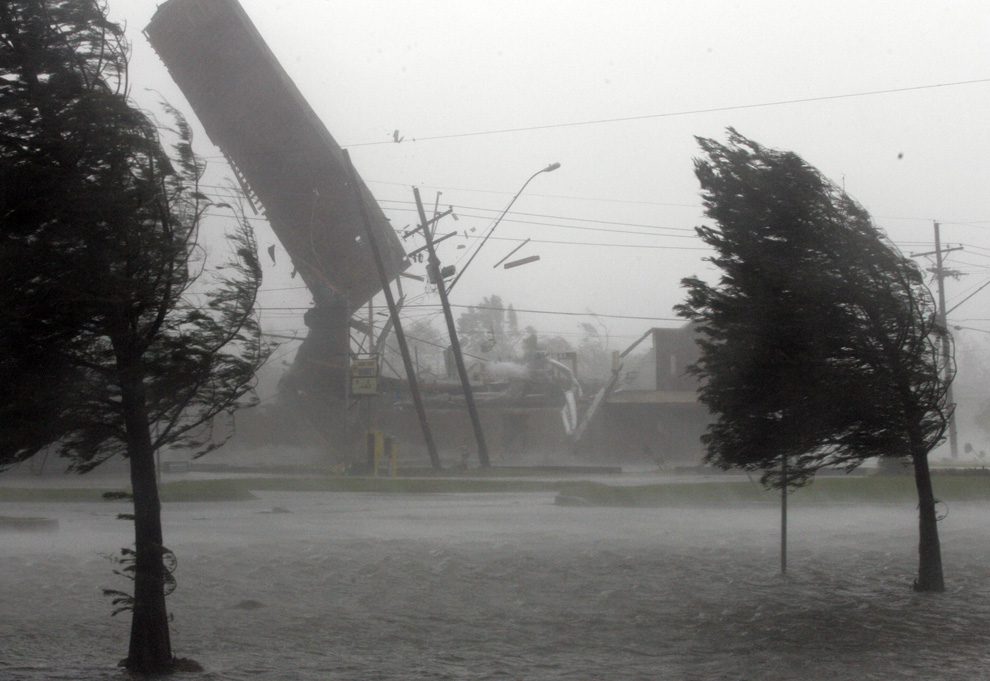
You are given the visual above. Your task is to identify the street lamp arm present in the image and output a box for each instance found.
[446,162,560,293]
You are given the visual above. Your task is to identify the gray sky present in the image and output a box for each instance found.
[110,0,990,355]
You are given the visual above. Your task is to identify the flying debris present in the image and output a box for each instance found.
[493,238,531,268]
[504,254,540,269]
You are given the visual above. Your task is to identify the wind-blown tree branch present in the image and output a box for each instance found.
[0,0,270,672]
[677,129,953,592]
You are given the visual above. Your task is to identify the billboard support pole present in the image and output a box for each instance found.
[344,150,440,470]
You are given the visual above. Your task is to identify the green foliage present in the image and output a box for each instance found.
[0,0,271,471]
[677,129,952,487]
[102,546,177,617]
[0,0,131,466]
[1,2,272,666]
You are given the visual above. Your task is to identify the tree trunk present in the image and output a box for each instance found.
[910,447,945,592]
[119,366,174,673]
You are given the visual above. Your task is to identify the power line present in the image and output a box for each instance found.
[257,285,311,293]
[194,186,990,237]
[342,77,990,147]
[958,243,990,257]
[404,302,680,323]
[476,234,709,251]
[367,179,701,209]
[947,257,990,271]
[939,220,990,228]
[380,200,699,233]
[396,213,702,243]
[203,206,703,242]
[254,302,680,323]
[194,192,990,272]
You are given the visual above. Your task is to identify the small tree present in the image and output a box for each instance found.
[0,0,270,671]
[457,295,523,358]
[677,129,953,592]
[576,318,613,383]
[382,317,446,379]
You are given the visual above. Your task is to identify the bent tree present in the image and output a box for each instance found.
[0,0,270,671]
[677,129,953,592]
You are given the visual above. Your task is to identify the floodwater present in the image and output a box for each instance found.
[3,488,990,680]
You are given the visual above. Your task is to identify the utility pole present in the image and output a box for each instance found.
[413,187,491,467]
[932,221,959,458]
[343,150,441,470]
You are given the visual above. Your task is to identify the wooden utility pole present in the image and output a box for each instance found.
[933,221,959,458]
[343,150,441,470]
[413,187,491,467]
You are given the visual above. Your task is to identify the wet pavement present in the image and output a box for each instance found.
[3,488,990,679]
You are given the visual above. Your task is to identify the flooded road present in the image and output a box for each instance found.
[3,491,990,679]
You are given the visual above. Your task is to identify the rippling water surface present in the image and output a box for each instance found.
[3,491,990,680]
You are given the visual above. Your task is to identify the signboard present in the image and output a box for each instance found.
[351,376,378,396]
[351,356,379,395]
[352,358,379,377]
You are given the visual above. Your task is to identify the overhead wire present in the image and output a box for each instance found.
[367,179,702,209]
[342,77,990,147]
[403,302,680,323]
[192,167,990,322]
[253,302,680,323]
[192,183,990,244]
[379,200,699,234]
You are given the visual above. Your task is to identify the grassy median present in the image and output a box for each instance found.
[2,471,989,505]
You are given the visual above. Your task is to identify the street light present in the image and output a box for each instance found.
[446,162,560,293]
[413,162,559,468]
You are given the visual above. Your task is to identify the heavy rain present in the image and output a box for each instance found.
[3,0,990,679]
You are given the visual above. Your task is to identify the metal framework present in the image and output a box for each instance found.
[145,0,406,396]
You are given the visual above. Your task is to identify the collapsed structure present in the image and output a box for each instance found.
[145,0,707,466]
[145,0,406,398]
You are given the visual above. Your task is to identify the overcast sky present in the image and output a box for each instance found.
[109,0,990,362]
